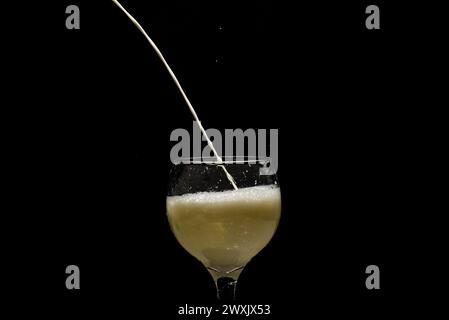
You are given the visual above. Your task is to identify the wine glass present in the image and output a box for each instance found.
[166,158,281,301]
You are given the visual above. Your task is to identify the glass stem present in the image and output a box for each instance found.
[208,266,244,301]
[216,277,238,301]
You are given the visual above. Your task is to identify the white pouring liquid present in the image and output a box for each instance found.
[111,0,238,189]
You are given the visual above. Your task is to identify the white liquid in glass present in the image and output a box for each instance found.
[167,186,281,272]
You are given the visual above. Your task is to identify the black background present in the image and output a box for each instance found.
[5,0,445,318]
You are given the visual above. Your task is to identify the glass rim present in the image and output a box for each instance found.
[173,156,271,165]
